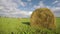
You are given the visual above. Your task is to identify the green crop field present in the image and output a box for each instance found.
[0,17,60,34]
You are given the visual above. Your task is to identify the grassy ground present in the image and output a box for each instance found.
[0,17,60,34]
[56,17,60,34]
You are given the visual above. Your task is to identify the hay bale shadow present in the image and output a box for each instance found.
[22,22,30,25]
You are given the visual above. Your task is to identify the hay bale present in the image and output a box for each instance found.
[30,8,56,31]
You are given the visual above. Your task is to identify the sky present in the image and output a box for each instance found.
[0,0,60,18]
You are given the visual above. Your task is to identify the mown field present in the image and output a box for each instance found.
[0,17,60,34]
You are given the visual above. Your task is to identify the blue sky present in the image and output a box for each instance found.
[0,0,60,18]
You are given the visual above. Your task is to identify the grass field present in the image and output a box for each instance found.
[0,17,60,34]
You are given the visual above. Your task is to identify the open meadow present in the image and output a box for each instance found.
[0,17,60,34]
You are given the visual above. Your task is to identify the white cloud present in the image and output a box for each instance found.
[47,7,60,17]
[34,1,46,9]
[39,1,46,8]
[33,1,60,17]
[0,0,31,18]
[0,6,4,9]
[20,1,27,7]
[49,7,60,12]
[56,2,60,6]
[52,0,58,4]
[29,11,32,15]
[15,0,27,7]
[0,0,60,17]
[52,0,60,7]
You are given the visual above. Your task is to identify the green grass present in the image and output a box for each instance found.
[0,17,60,34]
[56,17,60,34]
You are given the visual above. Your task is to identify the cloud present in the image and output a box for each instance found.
[34,1,46,9]
[0,0,31,18]
[20,2,27,7]
[52,7,60,13]
[52,0,60,7]
[13,0,27,7]
[0,0,60,17]
[56,2,60,7]
[33,1,60,17]
[52,0,58,4]
[0,6,4,9]
[8,10,32,18]
[47,7,60,17]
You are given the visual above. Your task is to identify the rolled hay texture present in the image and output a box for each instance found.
[30,8,56,31]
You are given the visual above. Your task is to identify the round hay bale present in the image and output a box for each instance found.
[30,8,56,31]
